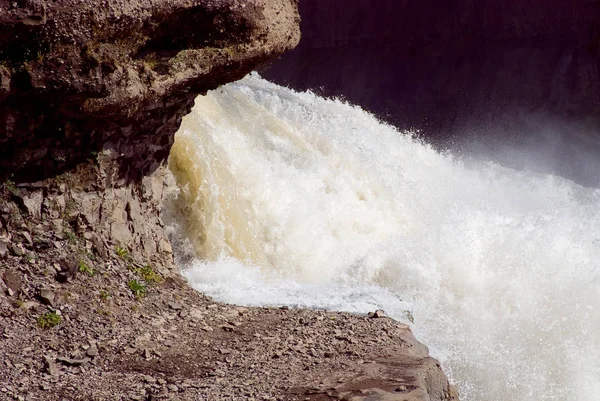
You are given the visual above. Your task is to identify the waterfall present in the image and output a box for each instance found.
[165,74,600,401]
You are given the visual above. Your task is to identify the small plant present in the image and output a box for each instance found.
[64,198,77,214]
[97,308,111,316]
[131,264,162,284]
[223,46,236,57]
[127,279,147,298]
[115,246,130,261]
[78,260,95,276]
[99,290,110,300]
[143,55,159,69]
[37,312,61,329]
[65,230,78,245]
[4,180,19,196]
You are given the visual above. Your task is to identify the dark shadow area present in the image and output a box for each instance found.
[262,0,600,185]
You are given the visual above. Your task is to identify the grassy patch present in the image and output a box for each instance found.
[131,264,161,284]
[78,260,95,276]
[99,290,110,300]
[37,312,61,329]
[65,230,78,245]
[115,246,130,261]
[127,279,147,298]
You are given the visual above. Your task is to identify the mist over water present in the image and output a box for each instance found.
[165,75,600,401]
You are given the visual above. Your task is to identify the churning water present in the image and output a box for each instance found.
[166,74,600,401]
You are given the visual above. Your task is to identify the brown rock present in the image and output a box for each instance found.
[2,271,21,296]
[10,244,24,257]
[56,356,90,366]
[38,289,55,307]
[42,355,58,376]
[368,310,386,318]
[85,345,99,358]
[22,191,43,219]
[0,0,301,183]
[20,232,33,247]
[56,257,78,283]
[220,324,236,332]
[167,301,183,311]
[0,241,7,259]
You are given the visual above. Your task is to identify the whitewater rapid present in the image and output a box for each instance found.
[165,74,600,401]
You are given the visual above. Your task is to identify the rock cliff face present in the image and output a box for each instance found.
[0,0,300,182]
[263,0,600,141]
[0,0,300,271]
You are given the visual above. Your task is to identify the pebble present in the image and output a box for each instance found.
[220,324,235,332]
[368,309,386,318]
[38,289,55,307]
[43,355,58,376]
[85,344,98,357]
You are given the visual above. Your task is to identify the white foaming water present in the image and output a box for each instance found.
[166,74,600,401]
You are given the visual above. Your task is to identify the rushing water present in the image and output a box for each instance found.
[165,74,600,401]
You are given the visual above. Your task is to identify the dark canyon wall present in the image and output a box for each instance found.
[263,0,600,146]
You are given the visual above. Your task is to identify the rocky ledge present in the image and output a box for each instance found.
[0,162,458,401]
[0,1,458,400]
[0,0,300,182]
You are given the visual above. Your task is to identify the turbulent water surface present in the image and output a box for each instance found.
[166,75,600,401]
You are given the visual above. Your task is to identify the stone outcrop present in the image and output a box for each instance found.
[0,0,300,183]
[263,0,600,141]
[0,0,300,276]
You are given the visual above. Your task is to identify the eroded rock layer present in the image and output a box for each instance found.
[0,0,300,182]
